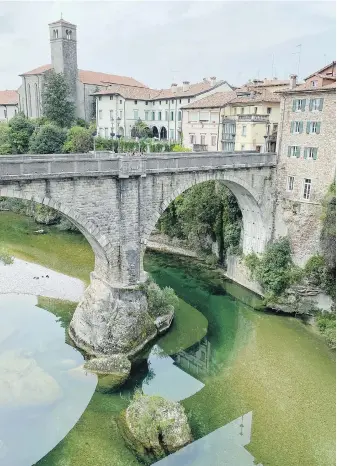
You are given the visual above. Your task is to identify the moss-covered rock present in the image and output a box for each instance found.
[84,355,131,393]
[118,393,192,464]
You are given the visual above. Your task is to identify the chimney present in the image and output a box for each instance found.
[171,83,178,93]
[289,74,297,90]
[183,81,190,92]
[203,77,209,83]
[210,76,216,86]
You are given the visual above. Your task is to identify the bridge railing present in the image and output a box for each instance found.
[0,152,276,180]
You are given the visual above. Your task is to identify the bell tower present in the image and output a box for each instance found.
[49,18,78,106]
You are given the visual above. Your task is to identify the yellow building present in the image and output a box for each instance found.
[222,89,281,152]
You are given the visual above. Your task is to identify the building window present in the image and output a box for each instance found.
[165,100,168,104]
[169,129,174,140]
[178,111,182,121]
[211,135,217,146]
[134,100,137,104]
[145,111,149,120]
[110,110,113,120]
[145,101,148,106]
[267,107,272,114]
[189,111,198,122]
[293,99,306,111]
[109,96,113,100]
[254,107,258,114]
[188,98,191,103]
[200,111,210,121]
[305,147,318,159]
[170,111,174,121]
[303,178,312,200]
[288,146,300,157]
[287,176,294,191]
[119,110,122,118]
[171,99,174,104]
[153,101,155,106]
[273,123,278,132]
[105,128,109,138]
[66,29,72,40]
[307,121,320,134]
[151,111,155,121]
[179,99,182,104]
[200,134,206,145]
[133,109,139,120]
[241,107,244,114]
[53,29,58,39]
[309,98,324,111]
[241,144,245,150]
[120,100,122,104]
[99,96,102,101]
[242,125,246,136]
[165,110,169,120]
[99,110,102,119]
[190,134,195,144]
[311,80,318,87]
[159,101,161,105]
[158,111,162,121]
[291,121,303,133]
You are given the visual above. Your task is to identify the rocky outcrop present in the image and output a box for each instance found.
[84,354,131,392]
[119,394,192,464]
[0,350,62,408]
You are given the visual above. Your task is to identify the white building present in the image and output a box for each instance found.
[0,90,19,122]
[94,79,234,141]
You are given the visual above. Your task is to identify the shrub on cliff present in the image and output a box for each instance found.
[145,281,179,318]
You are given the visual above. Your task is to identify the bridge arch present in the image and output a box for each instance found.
[0,188,112,282]
[141,171,271,257]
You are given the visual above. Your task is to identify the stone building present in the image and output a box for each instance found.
[18,19,147,122]
[94,79,233,142]
[274,62,336,265]
[0,90,19,122]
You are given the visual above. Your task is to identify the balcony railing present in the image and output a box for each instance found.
[237,114,269,122]
[222,133,236,142]
[193,144,208,152]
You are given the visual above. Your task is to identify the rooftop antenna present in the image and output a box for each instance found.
[296,44,302,76]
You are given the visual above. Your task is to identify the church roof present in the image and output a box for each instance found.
[0,90,19,105]
[20,64,147,88]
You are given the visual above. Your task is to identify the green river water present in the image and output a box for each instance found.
[0,212,335,466]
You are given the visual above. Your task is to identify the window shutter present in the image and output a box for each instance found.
[304,148,307,159]
[313,148,318,160]
[316,122,321,134]
[301,99,306,111]
[309,99,313,111]
[319,98,324,111]
[306,121,310,133]
[299,121,303,133]
[296,147,301,158]
[290,121,294,133]
[292,100,296,111]
[287,146,291,157]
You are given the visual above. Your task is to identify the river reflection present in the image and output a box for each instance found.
[173,336,211,377]
[0,294,97,466]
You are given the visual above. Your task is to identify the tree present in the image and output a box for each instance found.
[0,122,11,155]
[29,124,67,154]
[43,71,75,128]
[8,113,35,154]
[63,126,94,153]
[130,119,151,138]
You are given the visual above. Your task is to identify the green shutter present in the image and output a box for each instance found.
[301,99,306,111]
[290,121,294,133]
[309,99,313,111]
[292,100,297,111]
[306,121,311,133]
[316,122,321,134]
[296,147,301,158]
[304,148,308,159]
[299,121,303,133]
[319,98,324,111]
[287,146,291,157]
[313,148,318,160]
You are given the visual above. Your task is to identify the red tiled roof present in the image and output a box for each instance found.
[0,90,19,105]
[20,64,147,88]
[305,61,336,80]
[278,80,336,94]
[182,91,237,109]
[228,89,280,104]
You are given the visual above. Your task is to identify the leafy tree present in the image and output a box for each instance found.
[0,122,11,154]
[43,71,75,127]
[29,124,67,154]
[8,112,35,154]
[63,126,94,153]
[131,119,151,138]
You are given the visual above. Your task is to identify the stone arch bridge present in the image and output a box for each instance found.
[0,152,276,356]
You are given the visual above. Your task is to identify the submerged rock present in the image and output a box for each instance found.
[84,354,131,392]
[119,394,192,464]
[0,350,62,408]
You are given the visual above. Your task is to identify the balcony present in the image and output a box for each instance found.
[237,114,269,123]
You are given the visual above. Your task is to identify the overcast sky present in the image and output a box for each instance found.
[0,1,335,90]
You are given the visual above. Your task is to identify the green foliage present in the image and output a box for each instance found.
[304,255,326,286]
[63,126,94,153]
[29,124,67,154]
[8,113,35,154]
[43,71,75,128]
[316,311,336,349]
[130,119,151,138]
[171,144,191,152]
[0,247,13,265]
[75,118,89,128]
[144,281,179,318]
[245,252,259,272]
[0,123,11,155]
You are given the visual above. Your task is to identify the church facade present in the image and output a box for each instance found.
[18,19,147,122]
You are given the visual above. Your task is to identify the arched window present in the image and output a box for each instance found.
[35,83,39,117]
[27,84,32,117]
[53,29,58,39]
[66,29,72,40]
